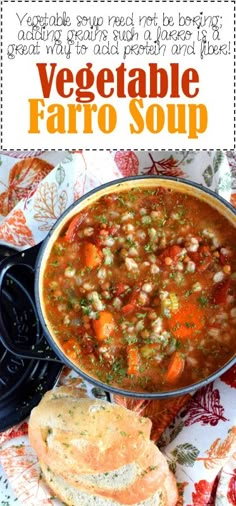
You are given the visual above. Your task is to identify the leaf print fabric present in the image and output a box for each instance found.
[142,153,186,177]
[192,476,220,506]
[171,443,200,467]
[227,468,236,505]
[33,182,68,231]
[114,151,139,176]
[201,427,236,470]
[182,383,227,427]
[0,158,53,216]
[221,365,236,389]
[0,209,35,247]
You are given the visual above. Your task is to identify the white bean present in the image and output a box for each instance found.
[192,282,202,292]
[83,227,94,237]
[136,230,146,240]
[148,254,157,264]
[88,291,105,311]
[138,291,149,305]
[113,297,122,310]
[97,268,107,280]
[186,261,196,273]
[128,247,139,257]
[136,320,145,332]
[230,307,236,318]
[64,266,76,278]
[213,271,224,283]
[121,212,134,221]
[142,283,153,293]
[123,223,135,233]
[159,290,169,300]
[103,237,115,247]
[125,257,138,271]
[83,282,95,291]
[150,264,160,274]
[208,327,220,338]
[186,357,198,367]
[152,317,163,334]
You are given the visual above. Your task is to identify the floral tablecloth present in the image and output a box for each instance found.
[0,150,235,506]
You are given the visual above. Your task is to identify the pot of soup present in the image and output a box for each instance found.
[0,176,235,398]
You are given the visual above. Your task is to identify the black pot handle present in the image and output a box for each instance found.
[0,244,62,363]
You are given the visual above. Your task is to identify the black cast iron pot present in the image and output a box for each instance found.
[0,176,235,399]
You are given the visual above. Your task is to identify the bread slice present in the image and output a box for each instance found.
[40,462,165,506]
[63,441,170,504]
[29,387,152,474]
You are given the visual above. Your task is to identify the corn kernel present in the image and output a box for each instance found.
[223,265,231,274]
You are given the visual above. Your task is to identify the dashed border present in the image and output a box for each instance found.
[0,0,2,149]
[0,148,231,152]
[234,0,236,148]
[2,0,236,2]
[0,0,235,151]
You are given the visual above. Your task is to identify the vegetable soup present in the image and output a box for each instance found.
[43,187,236,392]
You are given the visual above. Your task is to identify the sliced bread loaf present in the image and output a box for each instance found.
[29,386,152,475]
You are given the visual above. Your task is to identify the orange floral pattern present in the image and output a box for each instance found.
[0,444,53,505]
[33,182,68,231]
[198,426,236,470]
[0,158,53,216]
[0,209,35,247]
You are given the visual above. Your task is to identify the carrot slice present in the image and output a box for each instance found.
[93,311,115,341]
[165,352,185,384]
[84,242,102,269]
[168,302,204,339]
[127,346,140,375]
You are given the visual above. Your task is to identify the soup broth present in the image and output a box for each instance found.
[43,187,236,392]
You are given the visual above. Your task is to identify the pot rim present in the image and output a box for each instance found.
[34,175,236,399]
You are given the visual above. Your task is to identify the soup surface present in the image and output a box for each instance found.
[43,186,236,392]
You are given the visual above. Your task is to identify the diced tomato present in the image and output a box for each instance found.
[115,283,128,296]
[121,287,140,314]
[122,303,136,315]
[108,225,119,236]
[212,279,231,305]
[64,213,87,242]
[219,252,229,265]
[159,245,183,264]
[81,336,95,353]
[189,245,212,272]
